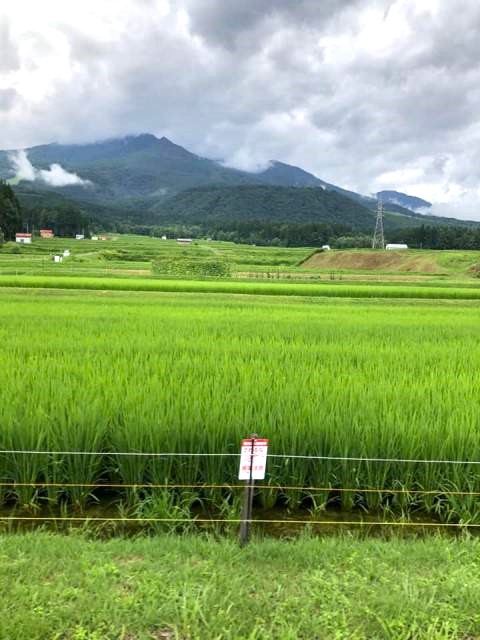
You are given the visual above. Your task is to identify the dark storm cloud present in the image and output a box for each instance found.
[2,0,480,217]
[184,0,366,47]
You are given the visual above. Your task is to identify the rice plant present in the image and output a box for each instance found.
[1,287,480,521]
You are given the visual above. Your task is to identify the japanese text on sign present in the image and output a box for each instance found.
[238,438,269,480]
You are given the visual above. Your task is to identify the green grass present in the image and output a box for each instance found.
[1,532,480,639]
[0,235,311,278]
[1,288,480,520]
[1,273,480,299]
[2,235,479,283]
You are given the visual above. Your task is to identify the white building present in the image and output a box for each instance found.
[322,244,331,250]
[75,234,85,240]
[15,233,32,244]
[386,243,408,250]
[161,235,167,240]
[63,250,70,257]
[177,238,192,245]
[53,255,63,263]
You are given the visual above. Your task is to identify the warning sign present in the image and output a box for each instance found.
[238,438,269,480]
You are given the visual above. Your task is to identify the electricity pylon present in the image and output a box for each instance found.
[372,199,385,249]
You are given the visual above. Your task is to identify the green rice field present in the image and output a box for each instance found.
[2,274,480,300]
[1,286,480,524]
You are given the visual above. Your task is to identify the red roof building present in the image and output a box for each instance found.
[15,233,32,244]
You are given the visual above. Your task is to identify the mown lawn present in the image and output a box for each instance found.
[0,532,480,639]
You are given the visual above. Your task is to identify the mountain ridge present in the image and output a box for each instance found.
[377,190,432,212]
[1,133,477,230]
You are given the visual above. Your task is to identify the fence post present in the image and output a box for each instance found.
[239,434,257,546]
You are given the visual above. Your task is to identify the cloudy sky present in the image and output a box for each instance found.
[1,0,480,218]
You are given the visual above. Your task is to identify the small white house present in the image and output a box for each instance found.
[15,233,32,244]
[386,243,408,250]
[322,244,331,251]
[53,255,63,263]
[63,249,70,257]
[161,235,167,240]
[75,234,85,240]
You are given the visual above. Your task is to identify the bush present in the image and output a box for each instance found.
[152,257,232,278]
[100,249,146,262]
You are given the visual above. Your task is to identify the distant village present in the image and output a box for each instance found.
[15,230,112,243]
[14,230,194,262]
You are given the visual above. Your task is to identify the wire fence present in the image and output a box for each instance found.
[1,482,480,497]
[2,448,480,531]
[0,516,480,529]
[3,449,480,465]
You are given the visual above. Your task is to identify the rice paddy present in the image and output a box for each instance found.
[2,273,480,300]
[1,286,480,524]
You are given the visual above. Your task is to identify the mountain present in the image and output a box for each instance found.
[377,190,432,212]
[0,134,263,206]
[1,133,477,231]
[152,184,377,229]
[256,161,423,218]
[153,184,468,232]
[257,161,328,188]
[257,160,372,203]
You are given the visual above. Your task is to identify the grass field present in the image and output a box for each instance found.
[1,235,479,283]
[2,236,480,637]
[302,247,480,279]
[2,274,480,300]
[0,235,310,279]
[1,532,480,639]
[1,287,480,522]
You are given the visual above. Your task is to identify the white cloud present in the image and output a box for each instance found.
[8,150,91,187]
[38,163,91,187]
[2,1,480,218]
[9,149,36,181]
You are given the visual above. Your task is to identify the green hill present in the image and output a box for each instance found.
[152,184,477,232]
[0,135,262,206]
[2,134,479,236]
[153,184,377,229]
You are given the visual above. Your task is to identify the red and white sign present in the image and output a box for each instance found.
[238,438,269,480]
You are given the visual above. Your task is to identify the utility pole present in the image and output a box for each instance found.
[372,199,385,249]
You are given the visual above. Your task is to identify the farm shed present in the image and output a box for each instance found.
[386,243,408,250]
[15,233,32,244]
[177,238,192,245]
[40,229,54,238]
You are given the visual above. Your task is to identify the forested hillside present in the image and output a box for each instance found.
[153,184,377,228]
[0,182,22,240]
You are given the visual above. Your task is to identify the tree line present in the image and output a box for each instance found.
[2,179,480,250]
[118,219,480,250]
[0,181,93,242]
